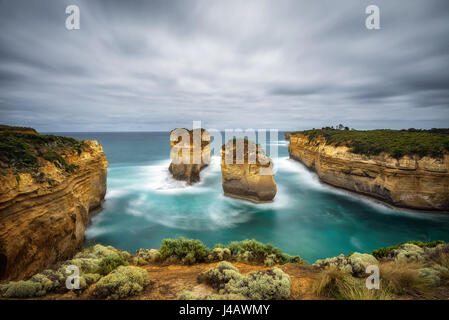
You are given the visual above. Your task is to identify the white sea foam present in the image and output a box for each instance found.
[85,225,115,237]
[274,157,323,189]
[105,188,130,199]
[208,206,253,228]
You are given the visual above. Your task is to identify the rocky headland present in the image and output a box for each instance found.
[221,139,276,203]
[0,126,108,281]
[169,128,211,185]
[286,129,449,211]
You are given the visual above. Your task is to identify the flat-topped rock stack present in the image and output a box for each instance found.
[221,138,276,203]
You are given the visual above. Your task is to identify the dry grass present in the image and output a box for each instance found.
[380,261,435,298]
[433,253,449,286]
[312,267,392,300]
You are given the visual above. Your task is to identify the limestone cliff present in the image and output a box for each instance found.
[221,139,276,203]
[287,133,449,211]
[0,130,108,281]
[169,128,211,185]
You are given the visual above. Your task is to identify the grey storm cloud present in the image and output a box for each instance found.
[0,0,448,132]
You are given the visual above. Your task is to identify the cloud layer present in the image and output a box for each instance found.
[0,0,448,131]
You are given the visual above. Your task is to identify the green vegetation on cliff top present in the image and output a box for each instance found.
[159,237,302,265]
[372,240,444,259]
[289,127,449,159]
[0,125,83,175]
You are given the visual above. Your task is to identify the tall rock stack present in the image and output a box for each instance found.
[169,128,211,185]
[221,138,277,203]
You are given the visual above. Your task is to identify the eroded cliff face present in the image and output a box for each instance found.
[287,133,449,211]
[169,128,211,185]
[221,139,277,203]
[0,140,108,281]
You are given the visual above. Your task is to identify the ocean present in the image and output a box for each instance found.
[55,132,449,263]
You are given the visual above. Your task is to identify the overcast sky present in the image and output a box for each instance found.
[0,0,448,132]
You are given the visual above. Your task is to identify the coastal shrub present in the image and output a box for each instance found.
[215,239,302,265]
[197,261,291,300]
[0,246,126,299]
[372,240,444,260]
[290,128,449,159]
[82,273,102,286]
[30,270,64,292]
[159,237,210,265]
[90,266,150,300]
[61,244,131,275]
[207,248,232,262]
[177,289,247,300]
[132,249,162,265]
[0,130,84,174]
[157,238,301,266]
[0,280,46,298]
[264,254,276,267]
[0,267,70,298]
[198,261,241,289]
[97,254,128,275]
[177,290,247,300]
[227,268,291,300]
[313,253,378,277]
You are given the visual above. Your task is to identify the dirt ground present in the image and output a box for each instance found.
[137,262,320,300]
[41,262,321,300]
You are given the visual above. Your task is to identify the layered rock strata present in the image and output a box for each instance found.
[287,133,449,211]
[0,132,108,281]
[221,139,276,202]
[169,128,211,185]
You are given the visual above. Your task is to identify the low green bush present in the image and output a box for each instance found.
[198,261,291,300]
[0,280,45,298]
[158,238,302,266]
[208,248,232,262]
[97,254,128,275]
[177,290,247,300]
[159,237,210,265]
[90,266,150,300]
[215,239,302,265]
[132,249,162,265]
[372,240,444,259]
[0,268,69,298]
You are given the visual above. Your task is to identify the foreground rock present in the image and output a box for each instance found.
[169,128,211,185]
[221,139,276,202]
[287,132,449,211]
[0,128,108,281]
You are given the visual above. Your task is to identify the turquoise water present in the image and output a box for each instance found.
[59,132,449,263]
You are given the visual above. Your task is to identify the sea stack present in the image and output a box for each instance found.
[0,126,108,281]
[221,138,276,202]
[169,128,211,185]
